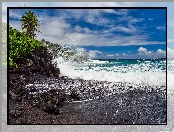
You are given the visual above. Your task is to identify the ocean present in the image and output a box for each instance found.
[54,58,167,88]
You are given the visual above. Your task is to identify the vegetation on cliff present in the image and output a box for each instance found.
[9,25,45,68]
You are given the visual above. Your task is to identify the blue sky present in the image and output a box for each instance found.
[2,2,174,59]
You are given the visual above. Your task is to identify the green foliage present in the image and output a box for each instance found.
[9,26,45,68]
[40,39,63,58]
[21,10,41,39]
[40,39,80,61]
[2,22,7,69]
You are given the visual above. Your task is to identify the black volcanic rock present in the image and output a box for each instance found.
[9,47,60,77]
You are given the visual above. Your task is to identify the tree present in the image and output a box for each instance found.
[21,10,41,39]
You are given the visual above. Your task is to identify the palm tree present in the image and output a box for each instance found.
[21,10,41,39]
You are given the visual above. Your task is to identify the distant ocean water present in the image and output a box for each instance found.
[54,58,167,87]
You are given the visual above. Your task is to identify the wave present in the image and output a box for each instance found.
[53,57,166,87]
[82,59,109,64]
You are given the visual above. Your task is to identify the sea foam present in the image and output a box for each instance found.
[53,57,167,87]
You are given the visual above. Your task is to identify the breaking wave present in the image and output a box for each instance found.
[53,57,167,87]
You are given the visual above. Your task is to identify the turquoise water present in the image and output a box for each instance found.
[54,58,166,86]
[77,59,166,73]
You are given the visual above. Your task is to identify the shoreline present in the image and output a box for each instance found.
[8,73,166,124]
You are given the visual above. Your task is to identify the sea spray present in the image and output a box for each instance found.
[53,57,166,87]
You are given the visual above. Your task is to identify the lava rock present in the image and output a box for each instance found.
[9,46,60,77]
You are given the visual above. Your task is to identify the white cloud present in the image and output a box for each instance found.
[74,25,83,33]
[156,25,166,31]
[75,48,102,59]
[157,49,166,55]
[88,50,102,58]
[138,47,147,53]
[115,25,137,34]
[8,13,166,47]
[9,10,22,19]
[138,48,152,55]
[129,18,144,24]
[137,47,166,58]
[149,18,153,21]
[6,3,166,47]
[107,54,114,57]
[116,54,119,56]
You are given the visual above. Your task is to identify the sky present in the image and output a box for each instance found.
[2,2,174,59]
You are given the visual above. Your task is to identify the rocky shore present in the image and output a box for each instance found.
[9,73,166,124]
[8,47,167,124]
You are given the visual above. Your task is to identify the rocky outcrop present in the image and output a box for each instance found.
[8,46,64,123]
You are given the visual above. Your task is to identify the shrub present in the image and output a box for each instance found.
[9,26,45,68]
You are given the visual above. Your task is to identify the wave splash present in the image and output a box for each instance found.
[53,56,167,87]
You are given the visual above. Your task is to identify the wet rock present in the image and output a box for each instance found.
[69,90,82,101]
[25,89,67,115]
[42,97,65,115]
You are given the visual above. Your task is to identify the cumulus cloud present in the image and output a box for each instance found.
[138,47,147,53]
[157,49,166,55]
[75,48,102,59]
[137,47,154,55]
[137,47,166,58]
[116,54,119,56]
[123,53,126,56]
[87,50,102,58]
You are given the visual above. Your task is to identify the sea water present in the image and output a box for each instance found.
[53,58,167,88]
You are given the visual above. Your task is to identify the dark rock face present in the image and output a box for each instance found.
[8,46,63,124]
[9,47,60,77]
[39,89,66,115]
[8,75,67,124]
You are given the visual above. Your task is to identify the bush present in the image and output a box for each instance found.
[9,26,45,68]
